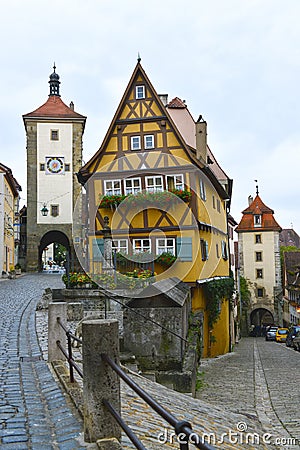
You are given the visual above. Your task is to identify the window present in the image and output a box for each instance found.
[212,195,215,209]
[254,215,261,227]
[136,85,145,99]
[124,178,141,195]
[65,164,70,172]
[256,251,262,262]
[40,163,45,171]
[200,239,209,261]
[200,179,206,201]
[156,238,175,255]
[216,243,220,258]
[104,179,121,196]
[131,136,141,151]
[221,240,228,260]
[257,288,264,298]
[256,269,263,279]
[50,205,59,217]
[113,239,128,254]
[133,239,151,253]
[217,199,221,213]
[144,135,154,149]
[166,174,184,191]
[145,176,163,192]
[51,130,59,140]
[255,234,262,243]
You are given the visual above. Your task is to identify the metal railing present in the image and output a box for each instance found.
[56,317,83,381]
[55,317,215,450]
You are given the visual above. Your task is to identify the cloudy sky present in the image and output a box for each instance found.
[1,0,300,232]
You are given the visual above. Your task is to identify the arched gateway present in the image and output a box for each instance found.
[38,230,70,272]
[22,66,86,272]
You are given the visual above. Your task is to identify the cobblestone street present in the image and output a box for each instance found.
[0,274,86,449]
[197,337,300,448]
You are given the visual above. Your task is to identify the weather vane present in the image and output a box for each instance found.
[254,179,259,195]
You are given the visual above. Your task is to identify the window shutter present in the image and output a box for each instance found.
[176,237,192,261]
[205,241,209,260]
[92,238,104,262]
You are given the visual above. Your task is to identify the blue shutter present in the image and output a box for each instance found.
[92,238,104,262]
[176,237,193,261]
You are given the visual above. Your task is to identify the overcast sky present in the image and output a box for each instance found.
[1,0,300,233]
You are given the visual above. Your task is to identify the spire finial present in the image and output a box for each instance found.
[137,52,141,63]
[254,179,259,196]
[49,63,60,97]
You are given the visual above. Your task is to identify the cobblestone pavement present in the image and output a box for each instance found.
[197,337,300,449]
[0,274,87,450]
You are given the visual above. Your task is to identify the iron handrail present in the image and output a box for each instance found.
[101,353,215,450]
[56,317,83,381]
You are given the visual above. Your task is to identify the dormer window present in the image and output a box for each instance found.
[136,85,145,99]
[254,215,261,227]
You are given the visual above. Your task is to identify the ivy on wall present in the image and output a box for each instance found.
[204,277,235,329]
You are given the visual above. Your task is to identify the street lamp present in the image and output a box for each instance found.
[41,203,49,216]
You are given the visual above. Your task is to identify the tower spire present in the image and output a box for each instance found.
[48,63,61,97]
[254,179,259,196]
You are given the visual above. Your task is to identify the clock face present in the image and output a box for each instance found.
[46,157,64,174]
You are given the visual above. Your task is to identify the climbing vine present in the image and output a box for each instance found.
[204,277,235,329]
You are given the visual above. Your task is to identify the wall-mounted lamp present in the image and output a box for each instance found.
[41,203,49,216]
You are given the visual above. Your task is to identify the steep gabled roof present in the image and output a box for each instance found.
[78,63,230,201]
[23,95,86,121]
[284,251,300,287]
[0,162,22,197]
[236,194,281,232]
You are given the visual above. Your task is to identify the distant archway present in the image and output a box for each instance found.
[38,230,70,272]
[250,307,274,336]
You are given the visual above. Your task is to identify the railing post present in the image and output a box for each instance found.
[48,302,67,363]
[82,319,121,445]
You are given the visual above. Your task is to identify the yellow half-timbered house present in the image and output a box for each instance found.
[78,61,233,357]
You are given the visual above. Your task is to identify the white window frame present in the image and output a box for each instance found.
[200,239,209,261]
[136,85,145,99]
[156,238,175,255]
[131,136,141,151]
[200,179,206,201]
[104,179,121,196]
[166,174,184,191]
[221,240,228,260]
[145,176,163,193]
[113,239,128,254]
[124,177,142,195]
[254,215,261,227]
[144,135,154,149]
[133,238,151,254]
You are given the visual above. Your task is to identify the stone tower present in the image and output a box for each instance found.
[236,189,282,330]
[23,66,86,271]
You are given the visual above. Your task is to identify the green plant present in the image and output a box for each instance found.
[99,189,191,209]
[156,252,177,267]
[204,277,235,329]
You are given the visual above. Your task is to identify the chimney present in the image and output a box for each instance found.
[196,115,207,163]
[158,94,168,106]
[248,195,253,206]
[69,101,74,110]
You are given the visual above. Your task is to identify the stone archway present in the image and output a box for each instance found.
[250,307,274,336]
[38,231,70,272]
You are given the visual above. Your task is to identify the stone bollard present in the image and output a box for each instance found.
[82,319,121,445]
[48,302,67,363]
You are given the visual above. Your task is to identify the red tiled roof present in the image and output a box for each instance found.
[236,195,281,232]
[167,97,187,109]
[23,96,86,119]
